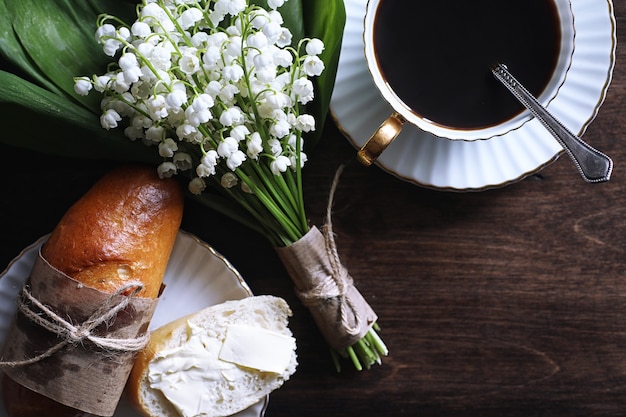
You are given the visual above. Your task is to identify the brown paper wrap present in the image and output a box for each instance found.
[0,251,159,416]
[275,226,377,350]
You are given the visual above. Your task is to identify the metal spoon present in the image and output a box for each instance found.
[491,63,613,183]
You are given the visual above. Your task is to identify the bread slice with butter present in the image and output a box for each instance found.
[127,295,297,417]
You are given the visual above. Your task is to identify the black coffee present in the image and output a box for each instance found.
[373,0,562,129]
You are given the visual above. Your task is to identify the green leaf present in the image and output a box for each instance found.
[0,70,158,163]
[0,0,64,95]
[4,0,128,113]
[302,0,346,148]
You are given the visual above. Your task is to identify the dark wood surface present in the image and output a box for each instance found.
[2,3,626,417]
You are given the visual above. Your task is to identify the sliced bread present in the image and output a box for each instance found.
[126,295,297,417]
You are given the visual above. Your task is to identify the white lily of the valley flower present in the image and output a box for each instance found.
[246,132,263,159]
[270,118,291,138]
[188,177,207,195]
[100,109,122,130]
[247,31,268,49]
[270,155,291,174]
[190,32,209,47]
[226,150,247,170]
[295,114,315,132]
[273,48,293,67]
[203,45,221,68]
[173,152,193,171]
[303,55,325,77]
[268,138,282,156]
[305,38,325,55]
[268,0,286,9]
[186,94,214,126]
[95,23,116,43]
[118,27,131,42]
[159,138,178,157]
[179,47,201,74]
[131,21,151,38]
[111,72,131,94]
[275,28,292,48]
[217,137,239,158]
[197,150,219,177]
[230,125,250,141]
[179,7,204,29]
[147,94,168,119]
[215,0,247,16]
[120,55,142,84]
[292,77,314,104]
[290,151,307,169]
[93,75,111,92]
[221,172,239,188]
[124,125,144,140]
[262,21,282,44]
[150,44,173,71]
[223,63,244,82]
[176,123,197,141]
[218,84,240,103]
[157,161,177,178]
[219,107,243,126]
[74,77,92,96]
[166,83,188,110]
[145,125,164,143]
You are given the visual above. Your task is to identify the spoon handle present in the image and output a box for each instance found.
[492,63,613,183]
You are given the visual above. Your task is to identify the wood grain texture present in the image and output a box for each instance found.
[1,3,625,416]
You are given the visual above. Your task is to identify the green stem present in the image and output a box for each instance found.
[250,162,296,222]
[292,131,308,232]
[236,169,301,243]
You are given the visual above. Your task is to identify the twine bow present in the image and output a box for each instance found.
[0,282,149,367]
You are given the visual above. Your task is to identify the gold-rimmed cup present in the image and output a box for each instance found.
[358,0,576,166]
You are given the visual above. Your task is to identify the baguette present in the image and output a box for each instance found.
[1,165,184,417]
[127,295,298,417]
[42,164,184,298]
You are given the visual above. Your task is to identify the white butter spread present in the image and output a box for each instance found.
[219,323,296,373]
[147,321,295,417]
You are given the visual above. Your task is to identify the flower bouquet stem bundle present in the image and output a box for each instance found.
[0,0,387,371]
[74,0,387,371]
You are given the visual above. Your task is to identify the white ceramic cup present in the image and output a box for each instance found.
[358,0,575,166]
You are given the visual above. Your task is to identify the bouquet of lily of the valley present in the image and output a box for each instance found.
[0,0,387,371]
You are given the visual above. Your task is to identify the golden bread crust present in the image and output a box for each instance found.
[41,165,184,298]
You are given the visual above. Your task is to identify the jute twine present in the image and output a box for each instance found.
[0,281,149,367]
[296,164,361,337]
[276,164,377,349]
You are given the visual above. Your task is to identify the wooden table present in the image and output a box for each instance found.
[1,3,625,417]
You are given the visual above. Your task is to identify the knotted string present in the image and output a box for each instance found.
[296,164,362,337]
[0,281,150,367]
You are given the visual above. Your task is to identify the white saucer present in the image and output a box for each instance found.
[330,0,616,190]
[0,231,267,417]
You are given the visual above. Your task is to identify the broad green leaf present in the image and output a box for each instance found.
[5,0,115,113]
[0,0,64,95]
[302,0,346,148]
[0,70,158,163]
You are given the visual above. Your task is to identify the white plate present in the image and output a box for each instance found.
[330,0,617,190]
[0,231,267,417]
